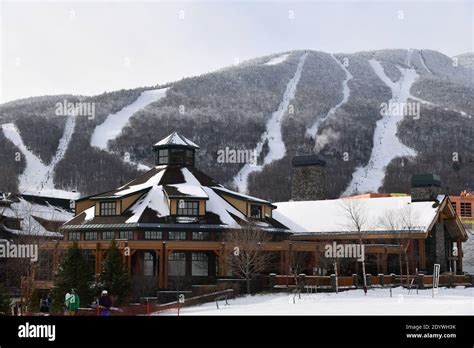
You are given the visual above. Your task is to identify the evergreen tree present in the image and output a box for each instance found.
[0,284,11,315]
[51,242,94,312]
[101,240,131,305]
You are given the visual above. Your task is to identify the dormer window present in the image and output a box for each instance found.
[250,204,262,219]
[100,201,116,216]
[177,200,199,216]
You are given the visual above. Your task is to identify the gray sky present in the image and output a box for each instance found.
[1,0,472,103]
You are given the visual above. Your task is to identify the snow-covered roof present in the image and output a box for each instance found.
[153,131,199,149]
[66,165,280,231]
[1,196,72,237]
[273,196,445,235]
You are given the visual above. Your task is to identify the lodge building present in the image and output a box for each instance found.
[38,132,469,292]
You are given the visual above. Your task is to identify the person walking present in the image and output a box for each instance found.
[98,290,112,316]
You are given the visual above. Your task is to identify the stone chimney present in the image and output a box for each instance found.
[291,155,326,201]
[410,174,442,202]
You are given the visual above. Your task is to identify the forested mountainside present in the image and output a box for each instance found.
[0,49,472,201]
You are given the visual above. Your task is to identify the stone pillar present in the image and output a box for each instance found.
[415,273,425,289]
[435,223,447,272]
[365,274,372,287]
[291,155,326,201]
[269,273,276,291]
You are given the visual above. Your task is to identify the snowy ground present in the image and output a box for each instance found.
[306,53,353,139]
[342,51,418,196]
[159,287,473,316]
[233,53,307,193]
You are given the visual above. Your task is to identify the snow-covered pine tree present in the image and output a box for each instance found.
[100,240,130,305]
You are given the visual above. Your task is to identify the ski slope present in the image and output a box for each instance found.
[342,53,418,196]
[1,119,79,199]
[233,53,307,193]
[306,53,353,138]
[158,287,474,316]
[91,88,169,151]
[264,53,290,66]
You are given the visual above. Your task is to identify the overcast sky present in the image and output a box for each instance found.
[1,0,472,103]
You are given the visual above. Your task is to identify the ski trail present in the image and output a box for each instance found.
[342,55,418,196]
[91,88,169,151]
[419,50,433,74]
[44,116,76,188]
[306,53,353,138]
[1,119,79,199]
[264,53,290,66]
[409,95,472,119]
[233,53,307,193]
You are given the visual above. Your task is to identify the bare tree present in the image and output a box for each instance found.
[379,205,420,286]
[290,250,311,290]
[339,199,368,288]
[225,227,273,294]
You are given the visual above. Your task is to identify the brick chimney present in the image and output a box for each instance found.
[410,174,442,202]
[291,155,326,201]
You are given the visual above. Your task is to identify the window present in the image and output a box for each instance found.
[185,149,194,166]
[169,231,187,240]
[460,203,472,218]
[144,231,162,240]
[68,232,81,241]
[158,149,168,165]
[100,201,116,216]
[250,204,262,219]
[177,201,199,216]
[170,148,185,165]
[84,232,97,240]
[451,202,457,213]
[144,252,155,276]
[119,231,133,240]
[102,231,115,240]
[192,252,208,276]
[168,252,186,276]
[192,231,209,241]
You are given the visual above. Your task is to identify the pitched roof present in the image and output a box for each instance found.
[153,131,199,149]
[64,165,281,231]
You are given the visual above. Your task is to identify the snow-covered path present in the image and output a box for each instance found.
[233,53,307,193]
[342,56,418,196]
[2,119,79,199]
[306,53,353,139]
[158,287,474,316]
[419,49,433,74]
[91,88,169,151]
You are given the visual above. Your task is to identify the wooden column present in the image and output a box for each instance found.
[457,239,463,272]
[314,244,320,275]
[163,249,169,289]
[156,249,162,289]
[418,239,426,271]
